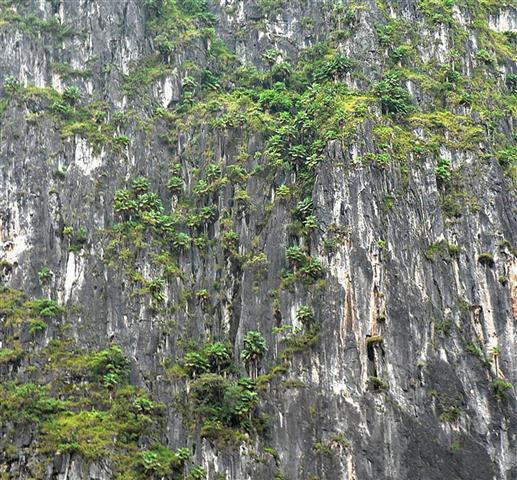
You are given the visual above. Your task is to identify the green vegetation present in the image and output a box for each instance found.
[165,333,269,446]
[0,287,211,478]
[180,342,232,377]
[0,3,74,38]
[497,146,517,187]
[492,378,513,400]
[366,335,384,345]
[418,0,456,25]
[368,376,389,391]
[478,252,495,267]
[3,75,20,95]
[425,240,460,261]
[1,0,516,474]
[190,374,258,436]
[285,246,325,283]
[439,406,461,422]
[435,157,452,185]
[37,267,53,283]
[140,445,190,477]
[314,432,351,456]
[296,305,314,324]
[374,72,414,115]
[241,331,267,378]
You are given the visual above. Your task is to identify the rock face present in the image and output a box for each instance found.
[0,1,516,479]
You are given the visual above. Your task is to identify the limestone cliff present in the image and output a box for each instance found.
[0,0,516,479]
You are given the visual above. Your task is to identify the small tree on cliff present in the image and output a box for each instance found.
[241,331,267,379]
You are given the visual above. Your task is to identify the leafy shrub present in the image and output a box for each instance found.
[3,76,20,95]
[196,289,209,301]
[435,158,452,184]
[303,215,318,230]
[32,299,65,318]
[63,85,81,105]
[241,331,267,372]
[299,257,324,279]
[113,135,130,148]
[183,341,232,377]
[167,175,183,192]
[262,48,280,66]
[507,73,517,93]
[38,267,53,283]
[184,351,210,376]
[419,0,455,24]
[478,252,495,268]
[374,72,413,115]
[313,55,354,83]
[296,305,314,324]
[391,44,413,62]
[205,342,232,372]
[173,232,191,250]
[497,146,516,187]
[44,410,116,460]
[276,184,291,198]
[475,49,495,64]
[90,346,129,387]
[492,378,513,400]
[271,61,292,82]
[190,373,258,426]
[368,376,389,391]
[29,318,48,335]
[131,176,150,194]
[440,406,461,422]
[132,395,159,414]
[286,246,306,266]
[222,231,240,251]
[189,465,208,479]
[140,445,190,476]
[293,197,313,220]
[147,278,165,303]
[0,383,65,423]
[259,82,293,113]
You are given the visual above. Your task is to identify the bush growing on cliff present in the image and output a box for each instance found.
[183,342,232,377]
[189,465,208,479]
[140,444,190,476]
[205,342,232,372]
[300,257,325,279]
[312,55,354,83]
[507,73,517,93]
[286,245,306,266]
[435,158,452,185]
[38,267,53,283]
[31,299,65,318]
[90,346,129,387]
[3,75,20,95]
[497,146,517,187]
[63,85,81,105]
[167,175,184,192]
[29,318,48,335]
[241,331,267,378]
[374,72,413,115]
[259,82,294,113]
[492,378,513,400]
[478,252,495,268]
[296,305,314,325]
[184,351,210,376]
[190,373,258,427]
[0,383,65,423]
[419,0,455,24]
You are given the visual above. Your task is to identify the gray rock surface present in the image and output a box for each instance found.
[0,0,516,479]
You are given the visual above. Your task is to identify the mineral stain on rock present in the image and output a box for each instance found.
[0,0,516,479]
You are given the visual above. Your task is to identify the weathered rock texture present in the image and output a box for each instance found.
[0,0,516,479]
